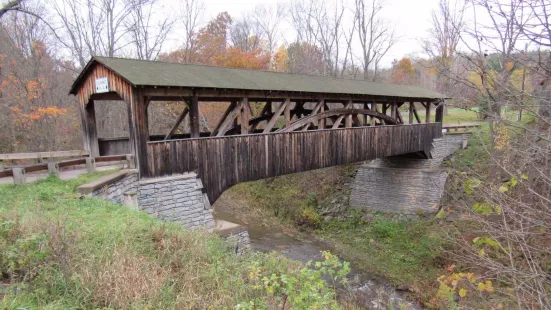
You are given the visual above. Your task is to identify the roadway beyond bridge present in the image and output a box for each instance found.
[51,56,450,230]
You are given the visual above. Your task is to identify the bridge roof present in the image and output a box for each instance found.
[70,56,448,100]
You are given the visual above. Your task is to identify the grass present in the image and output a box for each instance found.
[411,108,481,124]
[228,167,450,304]
[0,173,348,309]
[317,213,446,299]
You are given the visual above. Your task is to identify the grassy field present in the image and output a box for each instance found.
[0,173,349,309]
[412,107,481,124]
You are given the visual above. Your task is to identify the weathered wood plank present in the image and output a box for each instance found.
[189,92,200,138]
[241,98,250,134]
[164,101,189,140]
[0,150,90,160]
[263,98,289,133]
[147,123,442,203]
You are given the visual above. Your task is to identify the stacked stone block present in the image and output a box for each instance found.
[138,174,215,229]
[350,134,467,214]
[90,171,138,205]
[224,229,251,256]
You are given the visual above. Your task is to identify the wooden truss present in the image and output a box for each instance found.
[158,98,444,140]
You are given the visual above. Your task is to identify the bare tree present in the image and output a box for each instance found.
[251,3,285,65]
[52,0,145,67]
[354,0,397,81]
[230,17,263,52]
[423,0,465,103]
[178,0,204,64]
[440,1,551,308]
[289,0,354,77]
[126,0,174,60]
[0,0,23,19]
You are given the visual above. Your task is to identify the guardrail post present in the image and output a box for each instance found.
[48,162,60,177]
[125,154,136,169]
[12,168,25,184]
[86,158,96,173]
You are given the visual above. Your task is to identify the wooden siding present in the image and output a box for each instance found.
[75,63,133,105]
[147,123,443,203]
[75,63,134,157]
[98,138,131,156]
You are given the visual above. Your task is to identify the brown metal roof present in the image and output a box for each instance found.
[70,56,448,99]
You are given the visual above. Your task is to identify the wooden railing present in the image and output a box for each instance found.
[147,123,443,203]
[0,150,90,162]
[442,124,482,132]
[0,154,132,179]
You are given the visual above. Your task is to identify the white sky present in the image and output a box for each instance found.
[160,0,443,68]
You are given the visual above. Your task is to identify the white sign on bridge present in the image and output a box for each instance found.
[95,77,109,93]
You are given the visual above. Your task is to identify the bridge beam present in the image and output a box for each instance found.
[164,100,189,140]
[435,101,444,123]
[425,101,431,123]
[371,102,377,126]
[409,102,414,124]
[82,99,100,157]
[263,99,289,133]
[241,98,250,134]
[189,92,200,138]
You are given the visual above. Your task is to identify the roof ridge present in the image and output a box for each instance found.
[92,56,425,89]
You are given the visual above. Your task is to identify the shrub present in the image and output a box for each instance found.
[295,207,322,229]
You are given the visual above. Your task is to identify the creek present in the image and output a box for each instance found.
[213,205,422,310]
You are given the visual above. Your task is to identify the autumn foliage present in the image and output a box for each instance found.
[0,34,78,153]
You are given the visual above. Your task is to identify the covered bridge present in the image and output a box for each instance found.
[70,56,447,202]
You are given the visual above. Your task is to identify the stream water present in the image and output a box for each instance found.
[213,206,422,310]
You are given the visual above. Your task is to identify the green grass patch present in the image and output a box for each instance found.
[228,167,448,303]
[415,108,481,124]
[317,213,446,300]
[447,127,491,171]
[0,174,348,309]
[229,165,356,224]
[442,108,480,124]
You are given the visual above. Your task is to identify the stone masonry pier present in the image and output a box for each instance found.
[350,134,468,214]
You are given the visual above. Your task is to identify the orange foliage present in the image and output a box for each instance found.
[216,47,270,70]
[390,57,418,85]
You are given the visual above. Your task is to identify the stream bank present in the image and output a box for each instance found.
[213,203,423,310]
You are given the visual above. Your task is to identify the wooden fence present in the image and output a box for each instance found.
[442,124,482,132]
[0,154,131,179]
[147,123,443,202]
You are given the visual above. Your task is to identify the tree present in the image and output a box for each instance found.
[354,0,396,81]
[441,1,551,308]
[0,11,79,152]
[178,0,204,64]
[251,3,285,67]
[390,57,417,85]
[52,0,161,67]
[423,0,465,104]
[230,18,264,52]
[286,42,325,75]
[126,0,174,60]
[0,0,23,19]
[194,12,231,65]
[273,44,288,72]
[289,0,354,77]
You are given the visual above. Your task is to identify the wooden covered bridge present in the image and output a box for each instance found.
[70,57,447,203]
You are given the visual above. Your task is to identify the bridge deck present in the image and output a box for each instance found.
[146,123,442,203]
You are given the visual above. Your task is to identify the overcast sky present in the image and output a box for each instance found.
[161,0,443,68]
